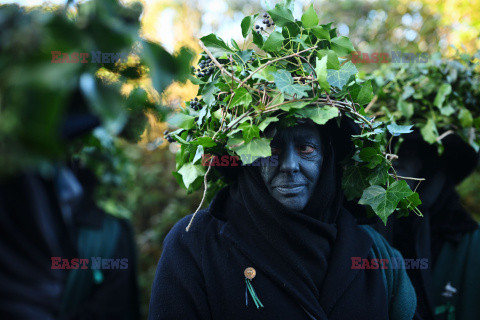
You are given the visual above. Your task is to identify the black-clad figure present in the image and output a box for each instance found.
[149,118,419,320]
[376,131,480,320]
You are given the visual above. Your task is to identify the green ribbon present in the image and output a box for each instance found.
[245,278,264,309]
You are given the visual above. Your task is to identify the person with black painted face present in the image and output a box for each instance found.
[148,118,419,320]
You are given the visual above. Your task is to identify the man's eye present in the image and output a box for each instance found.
[297,145,314,154]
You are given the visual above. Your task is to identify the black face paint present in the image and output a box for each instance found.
[259,123,323,212]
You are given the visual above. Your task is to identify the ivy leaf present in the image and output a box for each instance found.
[433,83,452,109]
[263,31,285,52]
[192,145,204,164]
[368,160,389,185]
[294,105,338,125]
[178,162,205,188]
[251,65,277,81]
[190,136,217,147]
[241,14,258,38]
[232,137,272,164]
[397,100,414,119]
[301,4,319,28]
[459,108,473,127]
[330,36,355,57]
[278,100,309,111]
[167,112,195,130]
[233,50,253,65]
[420,118,438,144]
[201,80,219,106]
[317,49,339,69]
[273,69,309,99]
[359,147,383,169]
[359,180,413,224]
[230,87,252,108]
[406,192,422,207]
[200,34,234,57]
[387,123,413,136]
[252,31,264,48]
[238,122,260,143]
[311,26,330,41]
[258,116,279,131]
[315,56,330,93]
[267,4,295,27]
[327,61,358,89]
[401,86,415,100]
[342,165,370,200]
[349,80,373,105]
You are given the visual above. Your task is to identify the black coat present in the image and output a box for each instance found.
[148,186,417,320]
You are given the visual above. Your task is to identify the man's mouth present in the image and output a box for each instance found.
[273,184,305,195]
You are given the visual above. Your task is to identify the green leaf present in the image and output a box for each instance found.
[317,49,339,69]
[301,4,319,28]
[258,116,279,131]
[167,112,195,130]
[359,180,413,224]
[359,147,383,169]
[252,65,277,81]
[201,80,219,106]
[252,31,264,48]
[241,14,257,38]
[178,163,205,188]
[232,137,272,164]
[282,22,301,38]
[397,100,414,119]
[311,26,331,41]
[262,31,285,52]
[278,100,309,111]
[267,4,295,27]
[238,122,260,143]
[433,83,452,109]
[273,69,309,99]
[349,80,374,105]
[327,61,358,89]
[232,50,253,65]
[459,108,473,127]
[420,118,438,144]
[330,36,355,57]
[387,123,413,136]
[406,192,422,207]
[190,137,217,147]
[200,34,234,57]
[368,160,389,185]
[192,145,204,164]
[315,56,330,93]
[342,165,370,200]
[294,105,338,125]
[401,86,415,100]
[230,87,252,108]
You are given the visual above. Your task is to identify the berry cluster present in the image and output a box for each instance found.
[189,97,201,111]
[163,130,175,143]
[195,58,215,78]
[255,13,274,33]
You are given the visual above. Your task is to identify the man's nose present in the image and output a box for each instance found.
[279,144,299,173]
